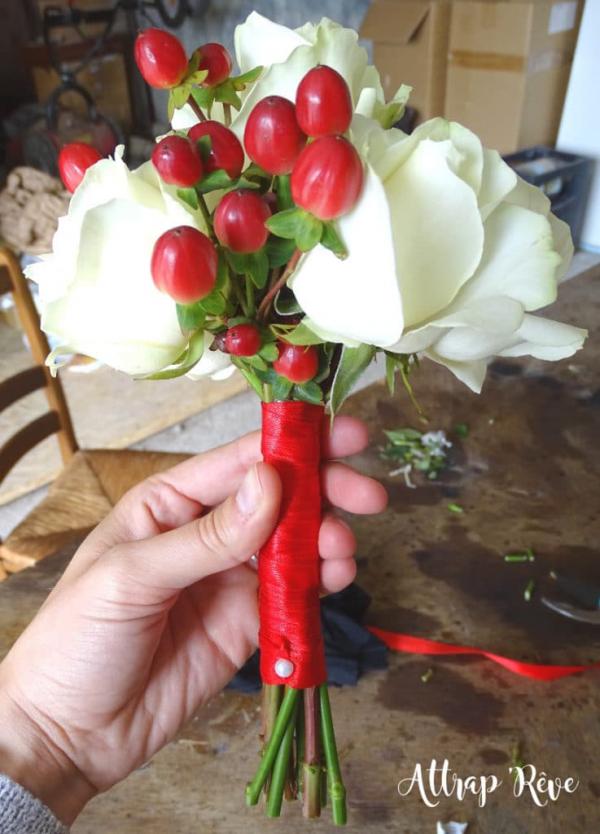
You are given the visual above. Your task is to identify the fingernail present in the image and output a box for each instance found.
[236,465,263,516]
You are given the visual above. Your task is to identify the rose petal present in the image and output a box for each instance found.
[456,203,560,311]
[499,314,587,360]
[384,136,484,327]
[291,164,403,346]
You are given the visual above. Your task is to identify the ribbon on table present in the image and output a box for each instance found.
[368,626,600,681]
[258,401,326,689]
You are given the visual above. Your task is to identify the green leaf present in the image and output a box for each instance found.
[246,354,268,371]
[296,215,322,252]
[266,208,322,251]
[265,208,303,240]
[177,187,199,210]
[232,65,263,87]
[231,176,260,191]
[191,86,216,111]
[142,330,206,380]
[243,163,270,180]
[283,321,325,346]
[177,301,205,332]
[294,380,323,405]
[197,168,234,194]
[215,252,229,292]
[266,236,296,269]
[195,134,213,158]
[273,286,301,315]
[225,249,247,275]
[320,222,348,259]
[330,344,375,416]
[186,51,200,74]
[259,342,279,362]
[233,359,264,398]
[247,250,269,288]
[226,250,269,288]
[272,375,294,401]
[167,90,176,121]
[200,291,227,315]
[187,69,209,85]
[171,83,191,110]
[214,79,242,109]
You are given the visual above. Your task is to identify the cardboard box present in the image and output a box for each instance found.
[445,1,583,153]
[361,1,451,122]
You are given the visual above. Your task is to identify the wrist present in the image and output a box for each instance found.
[0,688,96,825]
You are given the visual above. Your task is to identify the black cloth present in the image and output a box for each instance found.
[228,584,388,693]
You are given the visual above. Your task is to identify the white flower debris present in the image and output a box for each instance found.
[381,428,452,484]
[437,822,469,834]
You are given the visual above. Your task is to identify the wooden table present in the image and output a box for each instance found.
[1,273,599,833]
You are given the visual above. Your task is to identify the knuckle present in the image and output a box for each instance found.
[195,507,233,559]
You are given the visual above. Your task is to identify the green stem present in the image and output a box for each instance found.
[198,193,213,236]
[261,684,282,795]
[302,687,321,819]
[276,174,293,210]
[303,764,321,818]
[245,275,256,317]
[186,94,206,122]
[263,383,272,404]
[295,693,305,796]
[267,701,297,816]
[223,102,232,127]
[319,684,347,826]
[246,687,299,806]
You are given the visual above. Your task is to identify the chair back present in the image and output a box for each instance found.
[0,246,78,485]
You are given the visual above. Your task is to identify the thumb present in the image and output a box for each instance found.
[100,462,281,593]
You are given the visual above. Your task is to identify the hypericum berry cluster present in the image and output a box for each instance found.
[58,32,367,392]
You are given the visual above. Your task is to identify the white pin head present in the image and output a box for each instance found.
[274,658,294,679]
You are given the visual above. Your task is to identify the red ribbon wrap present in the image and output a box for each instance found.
[258,401,326,689]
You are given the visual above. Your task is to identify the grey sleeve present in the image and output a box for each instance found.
[0,774,69,833]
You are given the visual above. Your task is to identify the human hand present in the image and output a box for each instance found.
[0,418,386,824]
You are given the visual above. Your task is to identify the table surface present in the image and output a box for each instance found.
[1,273,599,833]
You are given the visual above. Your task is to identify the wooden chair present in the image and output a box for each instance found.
[0,246,188,575]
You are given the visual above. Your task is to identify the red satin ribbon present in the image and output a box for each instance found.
[258,401,326,689]
[368,626,600,681]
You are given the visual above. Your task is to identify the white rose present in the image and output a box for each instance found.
[292,118,586,391]
[171,12,409,133]
[185,333,234,381]
[27,147,204,376]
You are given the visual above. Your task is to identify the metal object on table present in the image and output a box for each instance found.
[540,572,600,625]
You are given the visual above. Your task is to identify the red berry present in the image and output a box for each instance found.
[188,121,244,179]
[296,66,352,138]
[225,323,262,356]
[151,135,203,187]
[195,42,232,86]
[291,135,363,220]
[273,342,319,383]
[58,142,102,192]
[244,96,306,175]
[214,190,271,254]
[134,28,188,89]
[151,226,217,304]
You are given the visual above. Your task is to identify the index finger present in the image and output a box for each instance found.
[155,414,369,508]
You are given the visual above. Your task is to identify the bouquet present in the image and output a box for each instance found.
[28,12,586,825]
